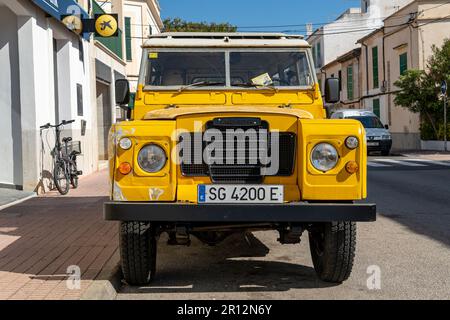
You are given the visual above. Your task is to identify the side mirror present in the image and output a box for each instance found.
[384,124,389,130]
[115,79,130,106]
[324,78,340,104]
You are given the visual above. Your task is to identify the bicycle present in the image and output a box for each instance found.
[40,120,82,195]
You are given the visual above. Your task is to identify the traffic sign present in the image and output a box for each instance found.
[442,80,447,95]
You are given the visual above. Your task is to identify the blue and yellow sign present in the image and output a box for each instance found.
[32,0,90,39]
[95,14,119,38]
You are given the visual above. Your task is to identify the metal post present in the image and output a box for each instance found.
[445,95,447,152]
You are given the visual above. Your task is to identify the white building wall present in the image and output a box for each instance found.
[0,0,98,192]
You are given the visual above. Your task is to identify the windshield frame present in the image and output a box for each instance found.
[139,47,317,91]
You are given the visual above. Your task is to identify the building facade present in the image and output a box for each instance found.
[358,0,450,149]
[0,0,161,192]
[307,0,413,92]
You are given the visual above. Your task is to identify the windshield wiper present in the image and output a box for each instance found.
[178,81,225,92]
[232,82,278,92]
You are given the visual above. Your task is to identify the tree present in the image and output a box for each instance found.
[163,18,237,33]
[394,38,450,140]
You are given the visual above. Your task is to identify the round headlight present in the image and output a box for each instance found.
[137,144,167,173]
[119,137,132,150]
[311,143,339,172]
[345,136,359,149]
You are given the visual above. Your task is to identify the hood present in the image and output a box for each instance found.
[143,106,314,120]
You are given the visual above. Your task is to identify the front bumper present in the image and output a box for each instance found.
[104,202,376,222]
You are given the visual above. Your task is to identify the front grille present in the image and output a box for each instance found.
[179,117,296,183]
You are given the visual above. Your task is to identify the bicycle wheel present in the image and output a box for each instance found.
[69,160,79,189]
[53,161,70,195]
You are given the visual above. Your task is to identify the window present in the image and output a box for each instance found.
[347,65,353,100]
[125,17,132,61]
[373,98,380,117]
[338,70,342,91]
[145,50,313,88]
[76,84,83,116]
[372,46,379,88]
[316,42,321,67]
[399,53,408,75]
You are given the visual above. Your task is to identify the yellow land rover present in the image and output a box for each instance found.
[105,33,376,285]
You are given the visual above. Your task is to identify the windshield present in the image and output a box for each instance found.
[348,116,385,129]
[144,50,313,88]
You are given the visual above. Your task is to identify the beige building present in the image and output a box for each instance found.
[322,48,362,111]
[357,0,450,149]
[98,0,163,92]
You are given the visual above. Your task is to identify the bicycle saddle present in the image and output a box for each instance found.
[62,137,72,143]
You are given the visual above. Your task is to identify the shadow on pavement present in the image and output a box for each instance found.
[0,196,116,284]
[366,169,450,247]
[123,232,337,294]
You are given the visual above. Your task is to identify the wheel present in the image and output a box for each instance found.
[308,221,356,283]
[53,161,70,195]
[119,222,157,285]
[381,149,390,156]
[69,161,78,188]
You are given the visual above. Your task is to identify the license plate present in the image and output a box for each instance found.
[198,185,284,203]
[367,142,379,146]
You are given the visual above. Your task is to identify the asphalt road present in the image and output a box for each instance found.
[117,156,450,300]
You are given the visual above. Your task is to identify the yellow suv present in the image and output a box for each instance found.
[105,33,376,285]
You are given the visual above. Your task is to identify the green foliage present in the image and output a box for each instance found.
[394,38,450,140]
[163,18,237,32]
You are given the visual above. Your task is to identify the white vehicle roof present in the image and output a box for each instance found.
[143,32,310,48]
[333,109,377,117]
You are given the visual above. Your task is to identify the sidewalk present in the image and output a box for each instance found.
[0,170,119,300]
[0,189,35,209]
[396,150,450,161]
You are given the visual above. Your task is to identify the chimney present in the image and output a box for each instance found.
[306,23,313,37]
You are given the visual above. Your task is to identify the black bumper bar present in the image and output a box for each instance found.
[104,202,376,222]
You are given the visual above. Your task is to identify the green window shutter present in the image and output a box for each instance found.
[317,42,321,67]
[125,17,132,61]
[347,65,353,100]
[399,53,408,75]
[373,98,380,117]
[372,46,379,88]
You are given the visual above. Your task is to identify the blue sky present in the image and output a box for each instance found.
[159,0,361,33]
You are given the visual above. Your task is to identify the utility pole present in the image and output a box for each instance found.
[442,80,448,152]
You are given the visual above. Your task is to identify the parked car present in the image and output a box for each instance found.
[331,109,392,156]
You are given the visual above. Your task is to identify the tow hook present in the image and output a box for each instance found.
[277,225,304,244]
[167,226,191,246]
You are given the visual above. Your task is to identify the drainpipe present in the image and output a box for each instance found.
[361,42,369,109]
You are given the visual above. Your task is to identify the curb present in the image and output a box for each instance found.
[0,194,36,211]
[81,251,122,300]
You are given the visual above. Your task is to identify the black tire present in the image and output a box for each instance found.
[53,161,70,195]
[381,149,390,156]
[308,221,356,283]
[119,222,157,285]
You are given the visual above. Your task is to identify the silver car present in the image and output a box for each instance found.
[330,109,392,156]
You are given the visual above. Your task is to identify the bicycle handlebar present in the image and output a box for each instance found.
[40,120,75,129]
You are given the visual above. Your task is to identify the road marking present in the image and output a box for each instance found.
[367,162,391,167]
[373,159,427,167]
[402,159,450,167]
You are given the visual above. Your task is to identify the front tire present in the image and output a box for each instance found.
[119,222,157,285]
[53,161,70,195]
[308,221,356,283]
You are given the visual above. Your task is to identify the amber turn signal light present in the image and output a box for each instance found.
[345,161,359,174]
[118,162,132,175]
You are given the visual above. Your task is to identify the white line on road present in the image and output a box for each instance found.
[401,159,450,167]
[367,162,391,167]
[373,159,427,167]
